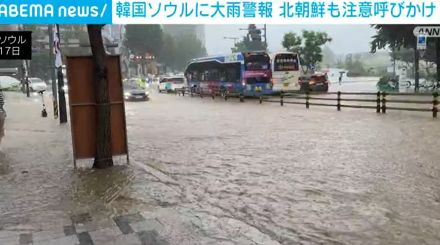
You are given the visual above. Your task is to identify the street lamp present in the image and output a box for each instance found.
[224,36,240,46]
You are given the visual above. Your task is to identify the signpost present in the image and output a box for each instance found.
[417,34,427,58]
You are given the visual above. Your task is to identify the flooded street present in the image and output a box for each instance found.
[2,91,440,244]
[127,91,440,244]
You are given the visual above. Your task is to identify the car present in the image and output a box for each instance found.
[29,77,48,92]
[299,73,329,92]
[158,76,186,93]
[123,82,149,101]
[0,76,21,90]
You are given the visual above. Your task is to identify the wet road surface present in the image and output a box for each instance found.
[2,90,440,244]
[125,91,440,244]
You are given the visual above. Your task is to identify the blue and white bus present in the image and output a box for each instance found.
[184,51,272,98]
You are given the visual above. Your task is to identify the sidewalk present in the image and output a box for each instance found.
[0,92,277,245]
[0,93,176,245]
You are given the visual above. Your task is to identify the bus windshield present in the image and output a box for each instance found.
[244,54,270,71]
[274,54,300,71]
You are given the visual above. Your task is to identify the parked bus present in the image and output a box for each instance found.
[185,51,272,98]
[271,52,301,93]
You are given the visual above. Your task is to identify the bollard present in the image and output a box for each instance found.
[259,96,263,104]
[337,91,341,111]
[376,91,381,113]
[211,91,215,100]
[280,92,284,106]
[433,92,438,118]
[224,94,228,101]
[306,91,310,109]
[239,94,244,102]
[381,92,387,114]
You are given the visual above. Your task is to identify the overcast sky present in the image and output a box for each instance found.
[205,25,376,56]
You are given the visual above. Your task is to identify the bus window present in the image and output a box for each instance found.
[244,54,270,71]
[274,54,299,71]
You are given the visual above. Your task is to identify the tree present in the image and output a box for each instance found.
[157,33,177,70]
[282,32,302,53]
[371,25,440,88]
[232,24,267,52]
[87,25,113,169]
[124,25,163,57]
[301,31,332,72]
[282,30,332,73]
[174,33,207,70]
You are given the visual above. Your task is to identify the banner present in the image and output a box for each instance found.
[0,0,438,24]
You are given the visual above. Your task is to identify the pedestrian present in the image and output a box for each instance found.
[0,89,5,148]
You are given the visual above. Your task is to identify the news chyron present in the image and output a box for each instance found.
[0,31,32,60]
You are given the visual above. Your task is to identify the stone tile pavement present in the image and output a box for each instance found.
[0,212,168,245]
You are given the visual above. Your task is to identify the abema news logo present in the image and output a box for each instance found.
[0,0,112,24]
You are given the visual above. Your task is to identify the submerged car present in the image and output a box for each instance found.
[124,82,149,101]
[299,73,329,92]
[158,76,186,93]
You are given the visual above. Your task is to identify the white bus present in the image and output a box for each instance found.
[271,52,301,92]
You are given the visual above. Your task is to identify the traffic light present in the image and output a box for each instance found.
[248,24,262,42]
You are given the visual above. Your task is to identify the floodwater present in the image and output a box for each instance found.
[2,90,440,244]
[125,91,440,244]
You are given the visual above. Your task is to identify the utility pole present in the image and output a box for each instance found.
[263,24,267,49]
[239,24,268,51]
[20,24,30,97]
[55,24,67,123]
[391,46,396,77]
[48,25,58,119]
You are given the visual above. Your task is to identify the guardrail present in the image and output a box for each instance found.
[175,88,439,118]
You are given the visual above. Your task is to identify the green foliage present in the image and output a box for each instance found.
[124,25,163,56]
[124,25,206,71]
[173,33,207,70]
[157,33,177,69]
[282,30,332,73]
[232,24,267,52]
[282,32,302,53]
[371,24,438,64]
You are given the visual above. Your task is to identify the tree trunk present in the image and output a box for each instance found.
[87,24,113,169]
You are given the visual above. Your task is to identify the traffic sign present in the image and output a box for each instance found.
[417,35,427,49]
[417,35,427,57]
[413,26,440,37]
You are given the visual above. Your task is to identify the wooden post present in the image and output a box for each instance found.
[433,92,438,118]
[306,91,310,109]
[376,91,381,113]
[280,92,284,106]
[381,92,387,114]
[337,91,341,111]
